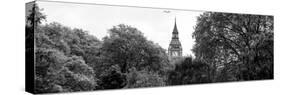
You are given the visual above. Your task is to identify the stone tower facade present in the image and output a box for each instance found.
[168,18,182,58]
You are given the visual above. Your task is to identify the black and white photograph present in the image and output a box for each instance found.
[25,0,273,94]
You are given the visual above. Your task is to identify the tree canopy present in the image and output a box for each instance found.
[192,12,273,81]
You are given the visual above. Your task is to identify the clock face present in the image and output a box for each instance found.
[172,51,178,56]
[172,34,178,39]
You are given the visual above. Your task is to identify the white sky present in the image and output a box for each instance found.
[37,1,203,56]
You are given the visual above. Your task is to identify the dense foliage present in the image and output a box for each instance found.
[192,12,273,81]
[96,24,170,89]
[26,4,273,93]
[34,23,100,93]
[167,57,212,85]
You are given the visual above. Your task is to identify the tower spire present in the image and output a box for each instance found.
[168,17,182,59]
[175,17,176,24]
[173,17,178,34]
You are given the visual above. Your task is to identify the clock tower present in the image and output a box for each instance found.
[168,18,182,58]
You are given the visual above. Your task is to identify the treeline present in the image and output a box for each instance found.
[31,22,211,93]
[27,4,173,93]
[26,4,273,93]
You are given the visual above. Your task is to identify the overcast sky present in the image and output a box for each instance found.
[37,1,203,56]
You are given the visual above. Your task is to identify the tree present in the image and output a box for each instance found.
[34,48,68,93]
[26,2,47,75]
[126,68,165,88]
[34,22,101,93]
[95,24,170,89]
[98,66,127,89]
[26,3,46,27]
[55,56,97,92]
[192,12,273,81]
[100,24,169,73]
[167,57,212,85]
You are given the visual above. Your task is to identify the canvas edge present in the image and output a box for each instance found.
[25,0,36,94]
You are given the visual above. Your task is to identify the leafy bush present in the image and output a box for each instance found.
[167,57,212,85]
[126,68,165,88]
